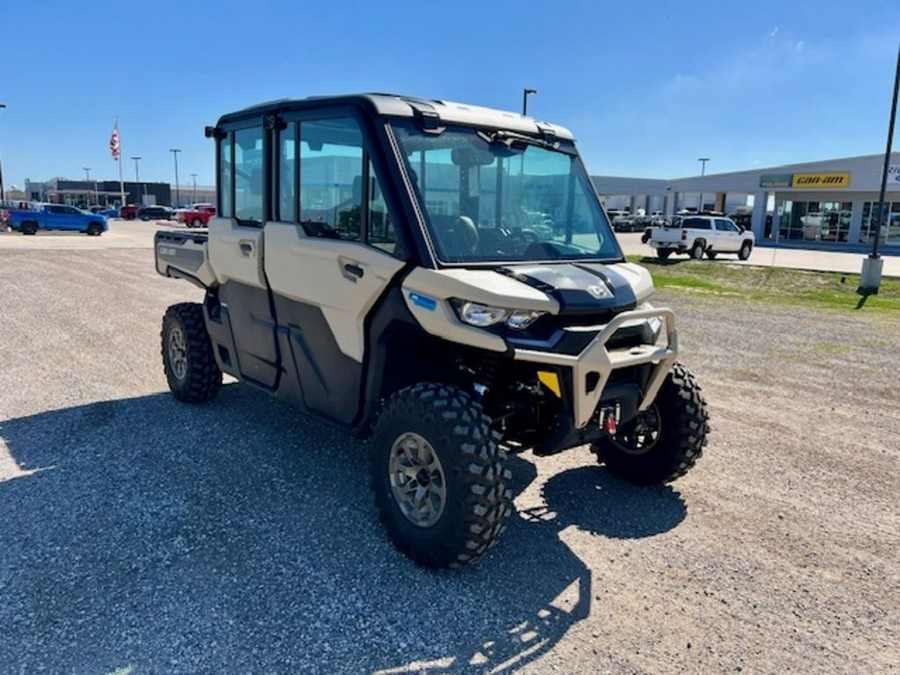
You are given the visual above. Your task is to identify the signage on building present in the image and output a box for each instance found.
[760,173,792,188]
[887,164,900,189]
[790,172,850,188]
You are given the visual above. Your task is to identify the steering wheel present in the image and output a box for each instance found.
[457,216,479,253]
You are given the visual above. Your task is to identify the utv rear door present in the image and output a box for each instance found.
[208,125,280,389]
[264,114,406,425]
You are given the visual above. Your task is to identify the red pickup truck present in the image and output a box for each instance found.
[177,204,216,228]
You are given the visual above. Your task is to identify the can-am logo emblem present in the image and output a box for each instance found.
[587,284,610,298]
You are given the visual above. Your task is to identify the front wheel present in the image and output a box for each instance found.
[191,218,202,228]
[161,303,222,403]
[370,383,512,568]
[656,248,672,260]
[591,363,709,484]
[738,241,753,260]
[86,222,103,236]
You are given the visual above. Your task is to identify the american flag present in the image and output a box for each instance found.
[109,123,120,160]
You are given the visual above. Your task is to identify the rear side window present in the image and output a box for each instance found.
[219,135,233,218]
[683,217,710,230]
[234,127,264,225]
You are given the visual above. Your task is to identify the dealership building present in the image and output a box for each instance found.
[593,152,900,252]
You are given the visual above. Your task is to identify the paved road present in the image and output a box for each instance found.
[615,231,900,278]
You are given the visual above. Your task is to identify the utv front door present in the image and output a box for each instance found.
[265,116,406,425]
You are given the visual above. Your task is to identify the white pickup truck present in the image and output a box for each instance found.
[648,215,754,260]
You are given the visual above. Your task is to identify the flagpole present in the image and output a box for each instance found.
[116,116,126,207]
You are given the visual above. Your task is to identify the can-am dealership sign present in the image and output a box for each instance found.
[760,172,851,188]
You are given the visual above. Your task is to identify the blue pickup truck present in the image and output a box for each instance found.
[7,203,109,236]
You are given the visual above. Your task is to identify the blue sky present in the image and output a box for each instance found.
[1,0,898,192]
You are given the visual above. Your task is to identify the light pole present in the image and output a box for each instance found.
[131,156,141,205]
[83,167,92,206]
[0,103,6,204]
[859,43,900,296]
[522,88,537,116]
[169,148,181,207]
[190,173,197,203]
[698,157,710,176]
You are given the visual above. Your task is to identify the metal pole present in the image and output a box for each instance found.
[190,173,197,203]
[0,103,6,204]
[698,157,709,176]
[131,156,141,205]
[83,167,91,206]
[858,43,900,295]
[522,88,537,116]
[872,44,900,259]
[169,148,181,207]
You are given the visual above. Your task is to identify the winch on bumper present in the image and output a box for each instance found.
[511,306,678,455]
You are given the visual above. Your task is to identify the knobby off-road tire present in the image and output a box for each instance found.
[370,383,513,568]
[161,303,222,403]
[592,363,709,485]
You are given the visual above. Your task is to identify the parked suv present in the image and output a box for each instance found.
[154,94,709,568]
[138,205,173,221]
[119,204,139,220]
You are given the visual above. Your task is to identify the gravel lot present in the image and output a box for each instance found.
[0,240,898,674]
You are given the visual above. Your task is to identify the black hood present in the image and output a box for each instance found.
[496,263,638,315]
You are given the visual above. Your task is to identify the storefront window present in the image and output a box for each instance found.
[780,200,850,242]
[861,202,900,246]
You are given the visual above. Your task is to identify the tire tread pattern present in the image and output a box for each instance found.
[161,302,222,403]
[593,362,709,484]
[370,383,512,568]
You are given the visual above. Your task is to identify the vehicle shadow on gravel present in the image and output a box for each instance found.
[0,386,686,674]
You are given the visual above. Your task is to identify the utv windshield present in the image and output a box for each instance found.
[391,121,622,264]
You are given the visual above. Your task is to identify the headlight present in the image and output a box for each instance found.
[507,310,545,330]
[455,301,546,330]
[458,302,509,327]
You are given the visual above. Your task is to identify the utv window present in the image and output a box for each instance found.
[278,122,297,222]
[234,127,264,226]
[391,121,621,264]
[219,134,233,218]
[298,118,363,241]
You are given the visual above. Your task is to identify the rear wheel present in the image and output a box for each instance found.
[161,303,222,403]
[591,363,708,484]
[656,248,672,260]
[370,383,512,568]
[738,241,753,260]
[21,221,38,235]
[690,241,705,259]
[191,218,202,228]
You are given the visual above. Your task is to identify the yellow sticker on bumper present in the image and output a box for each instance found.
[537,371,562,398]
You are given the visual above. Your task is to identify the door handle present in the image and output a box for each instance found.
[239,241,254,256]
[343,263,364,280]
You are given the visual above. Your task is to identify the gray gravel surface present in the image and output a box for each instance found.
[0,245,898,674]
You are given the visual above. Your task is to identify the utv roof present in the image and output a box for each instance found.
[214,93,575,141]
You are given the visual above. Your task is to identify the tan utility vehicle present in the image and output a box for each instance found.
[154,94,710,568]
